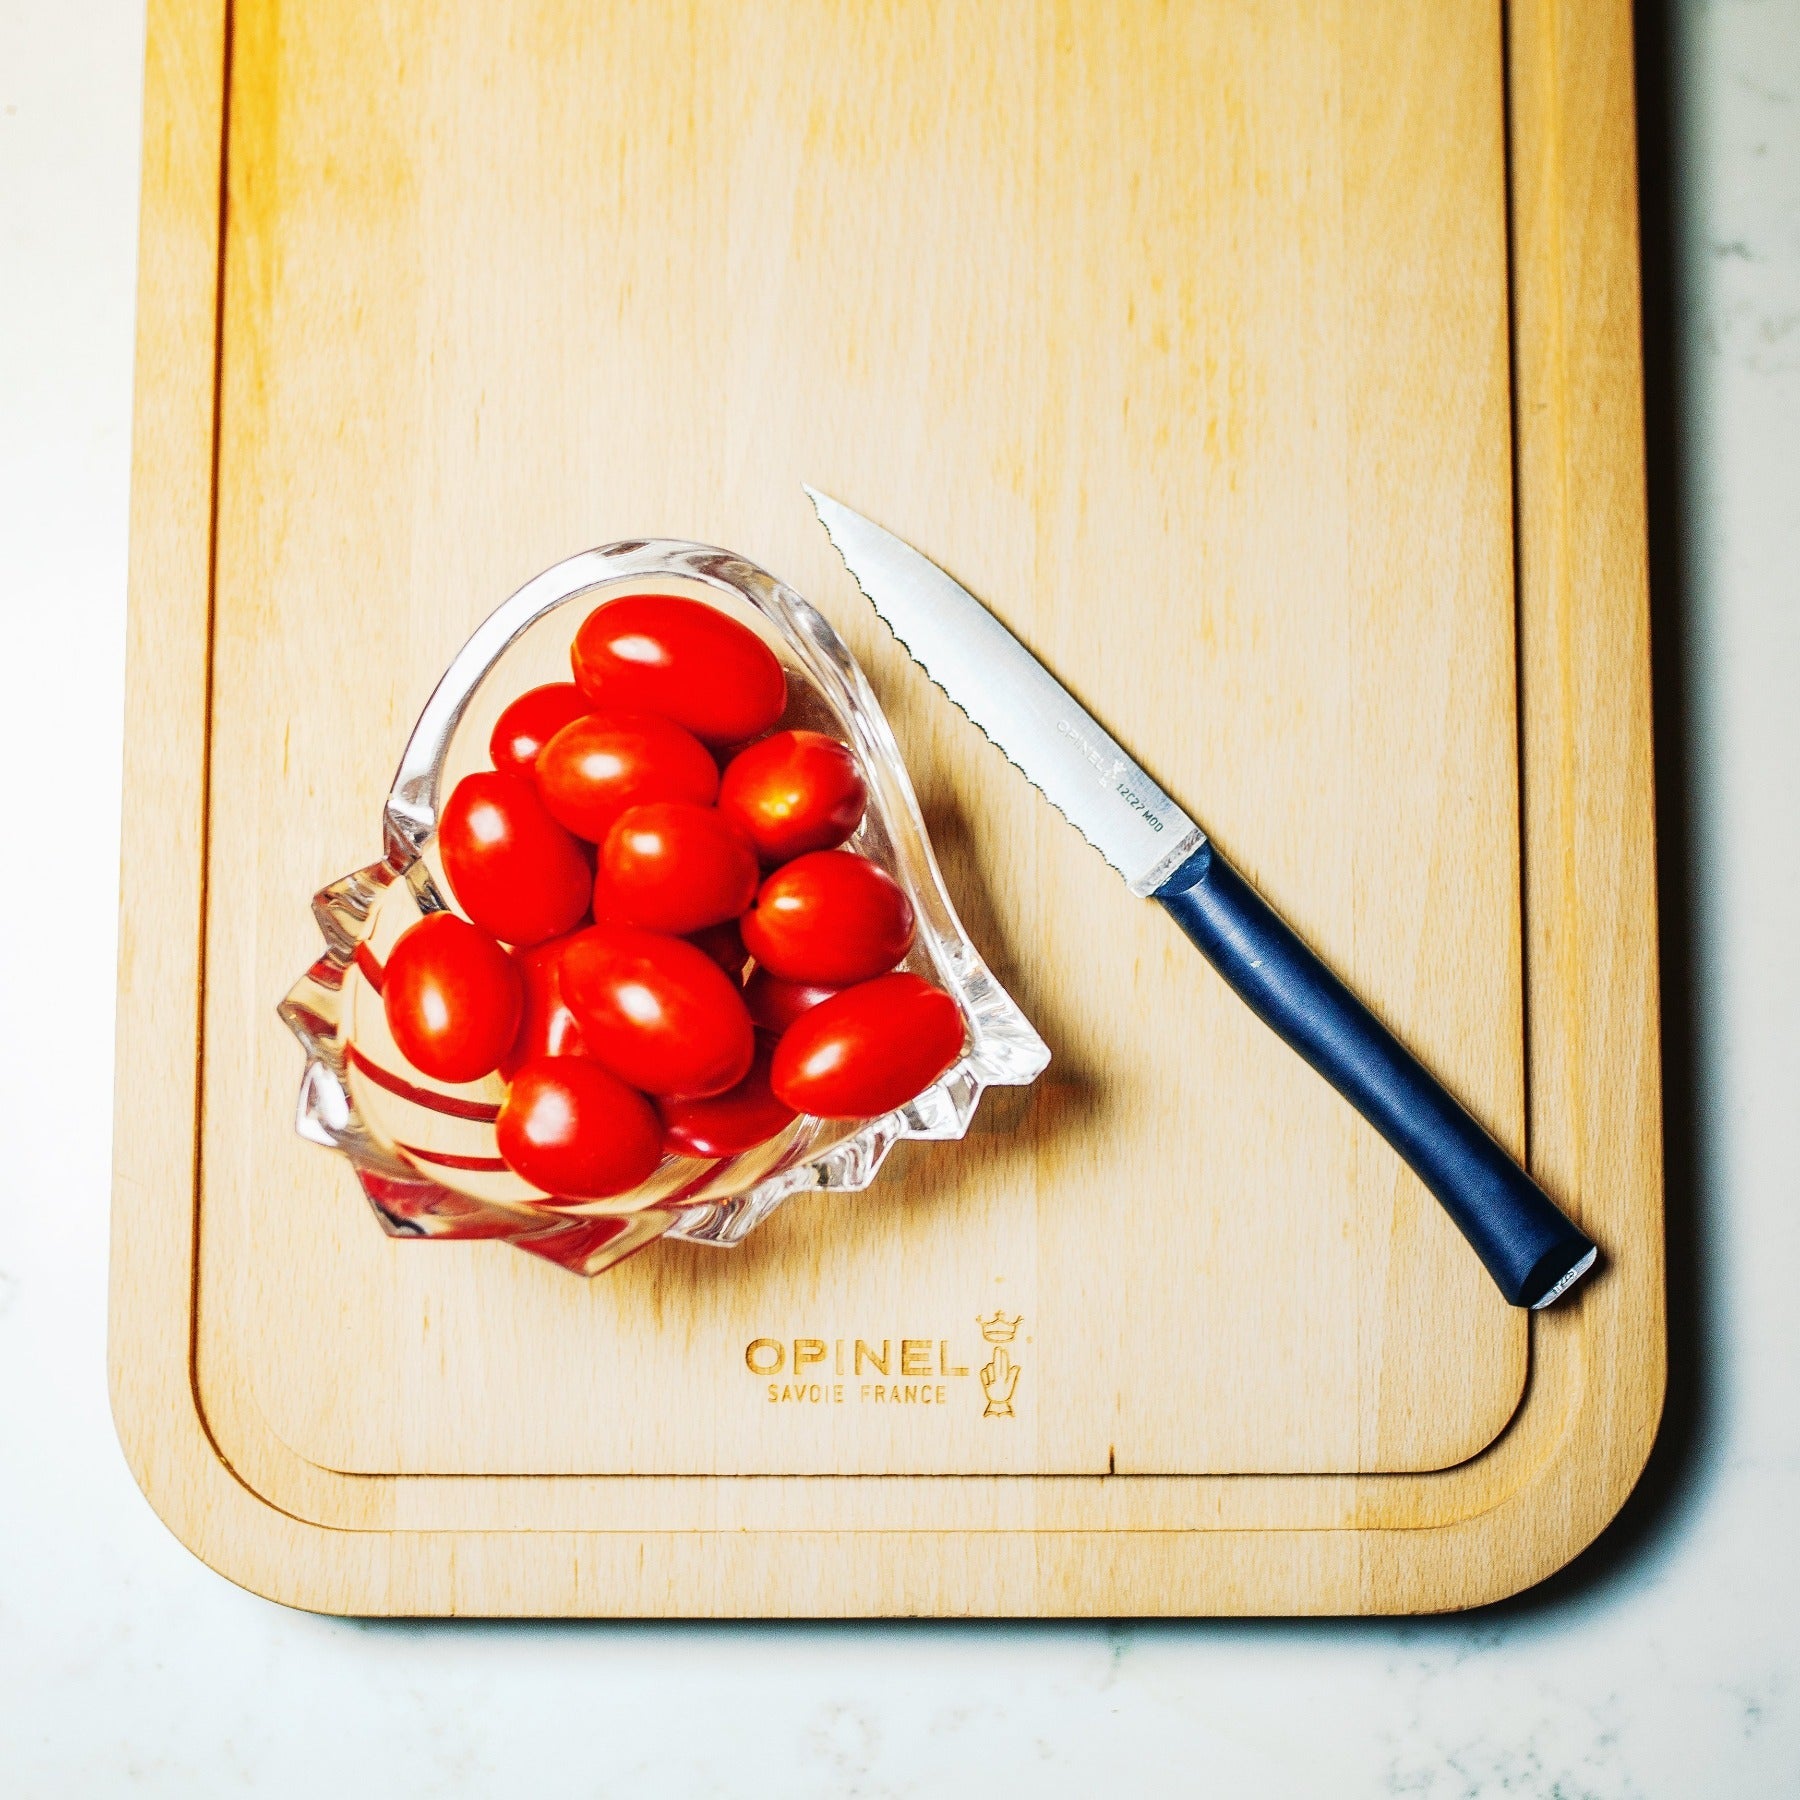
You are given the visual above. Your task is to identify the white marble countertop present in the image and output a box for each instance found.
[3,1,1796,1791]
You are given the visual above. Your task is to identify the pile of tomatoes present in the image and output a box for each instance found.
[377,593,966,1199]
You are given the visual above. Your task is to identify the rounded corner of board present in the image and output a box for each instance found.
[108,1335,382,1618]
[1390,1360,1668,1614]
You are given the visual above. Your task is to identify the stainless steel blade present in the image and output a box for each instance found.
[806,488,1205,895]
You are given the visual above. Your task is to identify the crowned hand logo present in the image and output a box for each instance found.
[977,1311,1023,1419]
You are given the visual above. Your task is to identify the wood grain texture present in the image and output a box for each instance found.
[202,0,1523,1481]
[109,0,1664,1615]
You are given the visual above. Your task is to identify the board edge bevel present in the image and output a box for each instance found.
[108,0,1666,1617]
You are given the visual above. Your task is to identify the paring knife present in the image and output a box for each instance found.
[806,488,1598,1309]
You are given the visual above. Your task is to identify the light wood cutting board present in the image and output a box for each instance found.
[110,0,1664,1615]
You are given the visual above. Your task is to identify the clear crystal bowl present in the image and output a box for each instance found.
[279,541,1050,1275]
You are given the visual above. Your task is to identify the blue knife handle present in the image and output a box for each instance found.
[1154,842,1596,1308]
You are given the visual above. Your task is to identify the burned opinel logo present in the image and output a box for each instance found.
[976,1311,1023,1418]
[742,1314,1027,1414]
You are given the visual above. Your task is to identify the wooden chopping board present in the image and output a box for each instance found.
[110,0,1664,1614]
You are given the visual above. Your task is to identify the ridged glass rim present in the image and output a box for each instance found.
[282,540,1050,1263]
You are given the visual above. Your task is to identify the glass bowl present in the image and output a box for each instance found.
[279,541,1050,1275]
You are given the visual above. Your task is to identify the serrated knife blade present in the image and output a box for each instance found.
[804,487,1206,896]
[806,486,1599,1311]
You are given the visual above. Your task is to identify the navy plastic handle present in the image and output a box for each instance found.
[1154,842,1596,1308]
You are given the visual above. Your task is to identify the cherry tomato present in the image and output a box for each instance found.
[561,924,755,1098]
[590,884,747,977]
[771,973,965,1119]
[719,729,866,862]
[591,879,748,981]
[488,682,590,778]
[743,968,840,1034]
[495,1055,663,1197]
[571,594,787,745]
[740,850,915,985]
[596,801,758,935]
[499,935,589,1078]
[381,912,523,1083]
[439,772,592,947]
[658,1038,796,1158]
[535,709,718,842]
[688,917,749,978]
